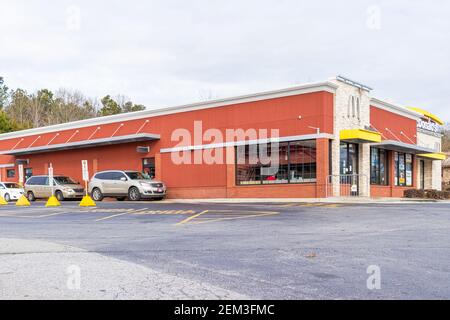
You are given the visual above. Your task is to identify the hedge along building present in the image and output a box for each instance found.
[0,76,445,199]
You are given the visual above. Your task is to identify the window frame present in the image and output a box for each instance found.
[370,147,389,186]
[235,140,317,186]
[394,152,413,187]
[6,169,16,178]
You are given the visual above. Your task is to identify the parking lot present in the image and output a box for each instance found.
[0,200,449,299]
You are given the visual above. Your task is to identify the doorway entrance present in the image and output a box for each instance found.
[339,142,360,196]
[142,158,156,179]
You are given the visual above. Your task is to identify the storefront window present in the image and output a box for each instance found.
[289,141,317,183]
[394,152,413,187]
[236,140,317,185]
[370,148,389,185]
[6,169,15,178]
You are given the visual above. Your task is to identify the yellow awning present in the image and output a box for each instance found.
[407,107,444,125]
[418,152,447,161]
[340,129,382,143]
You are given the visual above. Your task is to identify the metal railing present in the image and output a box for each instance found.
[326,174,369,198]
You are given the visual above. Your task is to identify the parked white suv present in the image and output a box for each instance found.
[88,170,167,201]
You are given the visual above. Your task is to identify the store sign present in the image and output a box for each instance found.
[417,119,441,134]
[81,160,89,181]
[48,165,54,187]
[18,164,24,184]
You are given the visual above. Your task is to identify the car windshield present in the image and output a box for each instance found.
[4,183,21,189]
[54,176,77,184]
[126,172,150,180]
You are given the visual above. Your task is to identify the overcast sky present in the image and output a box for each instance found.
[1,0,449,121]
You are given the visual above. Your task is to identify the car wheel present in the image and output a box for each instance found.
[117,197,126,201]
[55,190,64,201]
[27,191,36,202]
[92,188,104,201]
[128,187,141,201]
[4,193,10,202]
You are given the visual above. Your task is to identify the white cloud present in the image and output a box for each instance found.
[1,0,449,120]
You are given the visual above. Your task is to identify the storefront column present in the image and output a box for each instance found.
[413,156,419,189]
[316,138,330,198]
[389,151,396,197]
[331,138,341,197]
[432,160,442,190]
[155,153,162,181]
[226,147,235,198]
[358,144,371,197]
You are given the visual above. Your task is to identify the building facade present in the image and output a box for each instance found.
[0,76,446,199]
[443,153,450,190]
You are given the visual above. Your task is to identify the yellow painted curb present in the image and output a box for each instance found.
[46,196,61,207]
[0,196,8,205]
[16,195,31,207]
[80,195,96,207]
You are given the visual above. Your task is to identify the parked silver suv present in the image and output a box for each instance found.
[25,175,85,201]
[88,170,167,201]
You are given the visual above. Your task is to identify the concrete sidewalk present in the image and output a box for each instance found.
[0,238,247,300]
[160,197,448,204]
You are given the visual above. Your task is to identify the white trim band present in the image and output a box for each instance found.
[0,163,15,168]
[370,98,422,121]
[160,133,334,153]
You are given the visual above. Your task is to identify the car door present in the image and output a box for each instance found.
[111,172,129,195]
[0,183,6,198]
[40,177,52,198]
[31,177,45,198]
[101,172,117,195]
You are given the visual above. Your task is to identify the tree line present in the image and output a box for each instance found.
[443,124,450,152]
[0,77,145,134]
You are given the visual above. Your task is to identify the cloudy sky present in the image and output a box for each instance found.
[1,0,449,121]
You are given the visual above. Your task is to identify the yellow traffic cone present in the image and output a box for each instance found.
[0,196,8,205]
[46,196,61,207]
[80,195,96,207]
[16,195,31,207]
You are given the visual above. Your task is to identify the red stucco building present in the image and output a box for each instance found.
[0,76,445,199]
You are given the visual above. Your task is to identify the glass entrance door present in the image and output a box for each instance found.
[340,142,360,196]
[420,160,425,190]
[340,142,359,175]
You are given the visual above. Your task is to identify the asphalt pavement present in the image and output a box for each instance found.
[0,200,449,299]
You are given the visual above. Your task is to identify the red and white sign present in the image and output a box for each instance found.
[81,160,89,182]
[18,164,24,184]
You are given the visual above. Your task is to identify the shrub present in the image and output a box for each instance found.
[404,189,450,199]
[425,189,450,200]
[404,189,425,198]
[425,189,440,199]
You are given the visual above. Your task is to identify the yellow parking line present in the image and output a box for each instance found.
[190,212,280,225]
[176,210,209,225]
[322,204,341,208]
